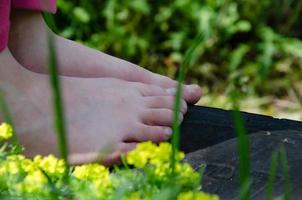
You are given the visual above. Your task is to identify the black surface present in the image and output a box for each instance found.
[180,106,302,153]
[180,106,302,199]
[185,131,302,199]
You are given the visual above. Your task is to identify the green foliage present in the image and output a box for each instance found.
[55,0,302,99]
[0,131,217,200]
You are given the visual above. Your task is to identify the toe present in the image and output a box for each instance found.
[124,125,172,143]
[183,84,202,104]
[133,82,169,97]
[142,109,182,126]
[143,96,187,114]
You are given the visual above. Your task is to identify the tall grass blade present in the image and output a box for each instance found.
[232,107,251,200]
[43,13,69,172]
[171,33,205,173]
[0,89,13,126]
[229,45,251,200]
[291,83,302,109]
[235,179,252,200]
[198,164,207,184]
[42,12,59,34]
[279,146,291,200]
[0,88,21,150]
[265,150,279,200]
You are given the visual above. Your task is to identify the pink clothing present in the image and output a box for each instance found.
[0,0,56,52]
[0,0,11,52]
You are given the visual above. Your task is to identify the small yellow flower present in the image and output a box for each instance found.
[126,141,156,168]
[122,192,150,200]
[126,142,185,168]
[178,191,220,200]
[0,123,13,140]
[6,161,21,174]
[33,155,66,178]
[16,170,48,193]
[73,163,112,188]
[175,163,200,186]
[151,143,185,166]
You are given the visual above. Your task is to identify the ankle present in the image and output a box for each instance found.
[9,10,50,73]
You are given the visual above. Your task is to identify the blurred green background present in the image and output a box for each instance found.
[54,0,302,120]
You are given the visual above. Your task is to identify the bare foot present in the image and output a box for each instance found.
[0,48,187,165]
[9,10,202,104]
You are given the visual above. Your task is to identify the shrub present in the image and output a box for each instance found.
[55,0,302,98]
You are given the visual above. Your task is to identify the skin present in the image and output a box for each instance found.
[2,9,202,165]
[0,48,187,165]
[8,10,202,104]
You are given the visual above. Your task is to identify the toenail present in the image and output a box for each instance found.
[166,88,176,95]
[164,128,172,139]
[179,114,183,122]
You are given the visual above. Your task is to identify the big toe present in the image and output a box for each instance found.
[183,84,202,104]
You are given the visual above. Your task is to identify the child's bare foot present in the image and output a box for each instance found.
[0,48,187,165]
[9,10,202,104]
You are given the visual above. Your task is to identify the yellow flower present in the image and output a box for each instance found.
[175,163,200,186]
[178,191,219,200]
[151,143,185,166]
[33,155,66,178]
[21,159,36,173]
[73,163,111,188]
[6,155,36,173]
[7,161,21,174]
[126,141,157,168]
[0,155,25,175]
[0,123,13,140]
[122,192,150,200]
[16,170,48,193]
[126,142,185,168]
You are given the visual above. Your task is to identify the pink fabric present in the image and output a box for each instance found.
[0,0,56,52]
[0,0,11,52]
[12,0,57,13]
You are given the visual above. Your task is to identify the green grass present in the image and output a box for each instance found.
[170,32,205,173]
[0,88,21,151]
[265,150,279,200]
[279,146,292,200]
[43,13,69,178]
[231,100,251,200]
[228,41,252,200]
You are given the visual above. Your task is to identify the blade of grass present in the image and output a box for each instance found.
[279,146,291,200]
[0,88,21,151]
[235,179,252,200]
[0,89,13,126]
[291,83,302,109]
[198,164,207,183]
[43,13,69,174]
[229,45,251,200]
[232,106,251,200]
[265,150,279,200]
[42,12,59,34]
[39,168,60,200]
[171,33,205,173]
